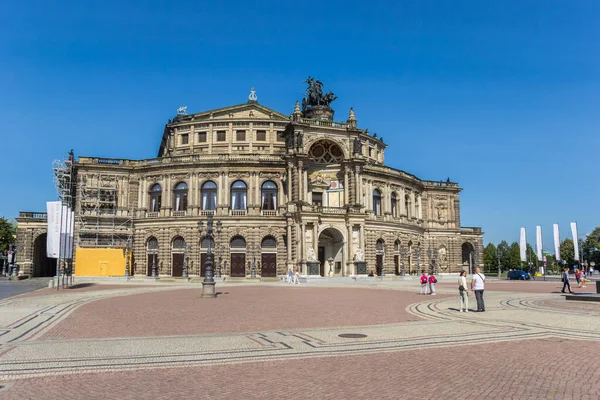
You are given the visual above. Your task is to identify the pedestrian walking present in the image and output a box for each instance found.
[287,269,293,284]
[561,267,573,294]
[293,269,300,284]
[575,268,582,288]
[428,272,437,295]
[458,270,469,312]
[471,267,486,312]
[582,269,587,288]
[420,272,428,295]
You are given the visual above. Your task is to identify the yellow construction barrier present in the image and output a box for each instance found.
[75,248,130,276]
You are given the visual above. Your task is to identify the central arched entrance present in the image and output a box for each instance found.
[317,227,344,277]
[33,233,56,277]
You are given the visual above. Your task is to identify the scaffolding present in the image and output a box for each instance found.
[77,173,133,248]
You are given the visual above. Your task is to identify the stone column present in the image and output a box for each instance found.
[297,161,304,202]
[287,162,293,201]
[418,194,423,220]
[410,191,416,219]
[344,166,349,206]
[355,166,361,205]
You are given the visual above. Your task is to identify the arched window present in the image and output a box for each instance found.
[394,239,400,252]
[231,180,247,210]
[261,181,278,211]
[261,236,277,249]
[405,194,411,218]
[308,140,345,163]
[230,235,247,249]
[173,182,188,212]
[172,236,186,250]
[147,237,159,251]
[373,189,382,216]
[201,181,217,210]
[376,239,384,253]
[391,192,397,217]
[201,236,215,249]
[149,184,162,212]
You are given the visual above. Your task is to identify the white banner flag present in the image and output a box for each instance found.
[520,227,527,262]
[536,226,543,261]
[553,224,561,261]
[571,222,579,261]
[46,201,62,258]
[60,205,68,259]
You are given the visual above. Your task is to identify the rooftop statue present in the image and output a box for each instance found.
[301,76,337,112]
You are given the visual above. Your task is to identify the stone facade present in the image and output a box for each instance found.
[16,88,483,278]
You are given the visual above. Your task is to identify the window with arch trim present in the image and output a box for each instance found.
[231,180,247,210]
[391,192,397,217]
[173,182,188,211]
[201,181,217,210]
[261,181,278,210]
[373,189,382,216]
[149,184,162,212]
[308,140,344,163]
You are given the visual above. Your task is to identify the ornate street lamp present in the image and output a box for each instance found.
[250,242,259,278]
[198,215,216,297]
[415,246,421,275]
[400,247,408,276]
[215,221,222,278]
[182,244,189,278]
[125,238,131,279]
[427,247,432,273]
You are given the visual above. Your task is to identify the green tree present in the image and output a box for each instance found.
[497,240,510,272]
[483,243,498,273]
[584,227,600,267]
[508,242,521,269]
[560,238,576,267]
[0,217,16,252]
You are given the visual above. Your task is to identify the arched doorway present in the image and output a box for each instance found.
[394,240,400,275]
[33,233,56,277]
[261,236,277,277]
[317,228,344,277]
[230,236,246,277]
[462,242,474,273]
[171,236,186,277]
[376,239,385,276]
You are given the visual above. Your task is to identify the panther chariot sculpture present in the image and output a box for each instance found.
[301,76,337,121]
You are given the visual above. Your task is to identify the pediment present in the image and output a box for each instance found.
[191,103,289,121]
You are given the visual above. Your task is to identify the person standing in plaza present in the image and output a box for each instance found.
[458,270,469,312]
[561,267,573,294]
[420,272,428,295]
[287,269,293,284]
[574,268,582,288]
[428,272,437,295]
[471,267,486,312]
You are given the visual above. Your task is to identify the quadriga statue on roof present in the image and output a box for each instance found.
[301,76,338,112]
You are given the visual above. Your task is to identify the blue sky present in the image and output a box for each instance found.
[1,0,598,247]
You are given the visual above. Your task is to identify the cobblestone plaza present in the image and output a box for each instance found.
[1,279,599,399]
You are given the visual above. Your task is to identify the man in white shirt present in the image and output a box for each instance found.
[471,267,486,312]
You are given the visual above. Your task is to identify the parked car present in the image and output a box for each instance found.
[507,270,531,280]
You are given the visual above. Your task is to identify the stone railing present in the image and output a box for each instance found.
[318,206,346,215]
[200,210,215,216]
[78,153,285,167]
[146,212,160,218]
[423,180,459,188]
[18,212,47,219]
[172,211,187,217]
[461,227,483,234]
[261,210,278,216]
[231,210,247,217]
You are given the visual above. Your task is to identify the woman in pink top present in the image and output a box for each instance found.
[428,272,437,295]
[420,273,428,295]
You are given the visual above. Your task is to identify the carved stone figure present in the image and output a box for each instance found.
[307,247,317,262]
[296,131,303,149]
[354,248,364,262]
[353,137,363,154]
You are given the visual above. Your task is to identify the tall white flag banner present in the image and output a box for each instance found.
[60,205,69,260]
[536,226,543,261]
[519,227,527,262]
[46,201,62,258]
[571,222,579,261]
[553,224,561,261]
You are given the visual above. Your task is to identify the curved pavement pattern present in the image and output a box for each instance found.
[0,280,598,399]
